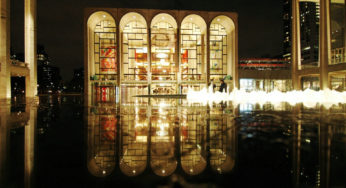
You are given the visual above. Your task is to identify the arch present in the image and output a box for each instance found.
[150,13,178,85]
[181,151,207,175]
[87,11,115,30]
[181,14,207,34]
[210,15,235,35]
[209,15,236,90]
[150,13,177,29]
[120,12,149,81]
[87,11,117,98]
[180,14,208,83]
[87,156,115,178]
[119,12,147,31]
[150,142,177,177]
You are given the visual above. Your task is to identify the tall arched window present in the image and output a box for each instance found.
[150,14,177,82]
[94,20,117,80]
[209,23,227,81]
[180,15,207,82]
[120,13,148,81]
[87,12,117,101]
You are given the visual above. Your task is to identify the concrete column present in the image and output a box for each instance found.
[84,17,92,106]
[0,100,10,186]
[344,2,346,61]
[116,23,121,91]
[0,0,11,99]
[292,0,301,90]
[176,27,180,94]
[234,23,239,90]
[319,0,331,90]
[206,24,210,85]
[148,27,152,95]
[25,0,37,97]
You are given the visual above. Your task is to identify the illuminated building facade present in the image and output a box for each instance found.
[291,0,346,91]
[85,8,238,99]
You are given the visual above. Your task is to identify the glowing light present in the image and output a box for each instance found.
[103,15,106,18]
[186,85,346,109]
[156,53,168,59]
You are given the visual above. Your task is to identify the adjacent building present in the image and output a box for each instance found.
[286,0,346,91]
[238,58,291,92]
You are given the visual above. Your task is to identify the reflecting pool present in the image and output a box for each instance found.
[0,95,345,187]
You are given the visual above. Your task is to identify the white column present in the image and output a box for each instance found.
[0,100,10,186]
[25,0,37,97]
[0,0,11,99]
[319,0,331,90]
[292,0,302,90]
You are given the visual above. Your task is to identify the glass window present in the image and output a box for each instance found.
[122,21,148,81]
[299,0,320,69]
[151,22,177,81]
[94,20,117,81]
[181,23,204,81]
[330,0,345,65]
[210,23,228,81]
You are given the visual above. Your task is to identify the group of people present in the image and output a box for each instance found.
[209,79,227,93]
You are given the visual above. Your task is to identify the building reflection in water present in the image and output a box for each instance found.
[86,88,238,177]
[0,94,344,186]
[87,103,117,177]
[0,97,38,188]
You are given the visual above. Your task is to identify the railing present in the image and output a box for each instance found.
[331,47,345,65]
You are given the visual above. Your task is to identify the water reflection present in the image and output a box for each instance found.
[0,95,345,187]
[0,97,38,188]
[86,96,238,177]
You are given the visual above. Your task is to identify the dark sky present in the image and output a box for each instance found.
[11,0,283,81]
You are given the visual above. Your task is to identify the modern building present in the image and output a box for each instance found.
[283,0,320,68]
[84,8,238,101]
[289,0,346,91]
[37,61,62,94]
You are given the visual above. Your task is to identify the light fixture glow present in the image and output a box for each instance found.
[156,53,168,59]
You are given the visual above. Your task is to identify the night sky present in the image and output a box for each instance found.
[10,0,283,81]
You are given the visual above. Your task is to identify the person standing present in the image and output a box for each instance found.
[219,79,227,93]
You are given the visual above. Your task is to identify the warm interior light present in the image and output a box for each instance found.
[103,15,106,18]
[156,53,168,59]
